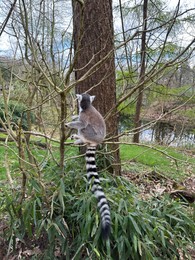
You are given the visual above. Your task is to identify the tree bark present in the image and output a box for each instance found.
[133,0,148,143]
[59,91,66,173]
[72,0,120,175]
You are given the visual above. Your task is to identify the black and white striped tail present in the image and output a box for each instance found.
[85,146,111,239]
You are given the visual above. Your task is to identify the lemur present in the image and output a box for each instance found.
[65,93,111,239]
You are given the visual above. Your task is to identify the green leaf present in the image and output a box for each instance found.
[93,247,100,258]
[160,230,166,247]
[129,215,142,235]
[133,234,138,252]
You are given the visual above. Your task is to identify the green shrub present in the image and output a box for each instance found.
[0,99,35,130]
[1,159,195,259]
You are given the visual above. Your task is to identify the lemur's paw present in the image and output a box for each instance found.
[70,134,77,140]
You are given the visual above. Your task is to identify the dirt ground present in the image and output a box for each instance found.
[123,170,195,260]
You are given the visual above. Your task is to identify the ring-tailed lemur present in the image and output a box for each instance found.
[65,93,111,239]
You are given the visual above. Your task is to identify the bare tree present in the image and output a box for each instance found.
[133,0,148,143]
[113,0,195,142]
[0,0,17,36]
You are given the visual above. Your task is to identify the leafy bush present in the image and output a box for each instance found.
[1,157,195,260]
[0,99,35,130]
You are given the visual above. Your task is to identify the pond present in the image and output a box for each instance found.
[120,118,195,148]
[140,122,195,148]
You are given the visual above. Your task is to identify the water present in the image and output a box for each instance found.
[139,122,195,147]
[120,118,195,147]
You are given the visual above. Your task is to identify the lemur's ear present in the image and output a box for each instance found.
[76,94,82,101]
[90,95,95,103]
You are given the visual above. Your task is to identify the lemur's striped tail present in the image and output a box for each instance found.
[85,146,111,239]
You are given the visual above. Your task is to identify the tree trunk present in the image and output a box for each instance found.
[133,0,148,143]
[72,0,120,175]
[59,91,66,173]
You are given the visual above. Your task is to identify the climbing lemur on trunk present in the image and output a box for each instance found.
[65,93,111,239]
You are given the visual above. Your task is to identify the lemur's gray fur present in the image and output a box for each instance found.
[66,93,111,239]
[66,93,106,146]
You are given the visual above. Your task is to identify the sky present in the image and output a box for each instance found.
[168,0,195,48]
[0,0,195,57]
[168,0,195,9]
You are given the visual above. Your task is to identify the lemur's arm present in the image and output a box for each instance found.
[72,115,79,120]
[65,120,86,130]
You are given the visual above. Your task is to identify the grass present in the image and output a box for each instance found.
[0,139,81,183]
[0,144,19,180]
[0,136,194,182]
[0,137,195,259]
[1,162,194,259]
[178,107,195,120]
[120,143,195,180]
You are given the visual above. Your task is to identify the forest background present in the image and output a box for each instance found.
[0,0,195,259]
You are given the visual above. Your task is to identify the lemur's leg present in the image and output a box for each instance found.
[71,134,83,145]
